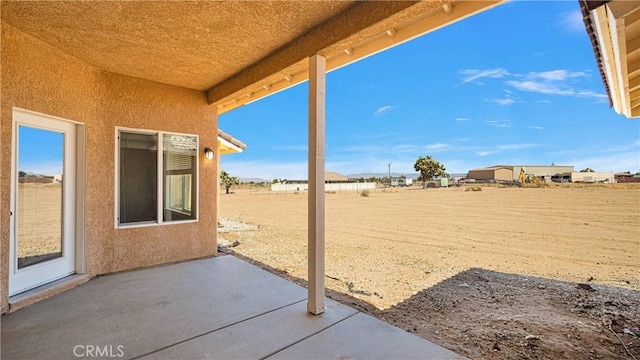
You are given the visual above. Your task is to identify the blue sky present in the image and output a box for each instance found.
[18,126,63,176]
[220,1,640,180]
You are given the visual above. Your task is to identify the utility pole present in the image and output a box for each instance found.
[388,163,391,185]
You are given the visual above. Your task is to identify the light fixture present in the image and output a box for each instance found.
[204,147,214,160]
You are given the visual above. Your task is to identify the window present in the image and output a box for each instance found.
[117,129,198,227]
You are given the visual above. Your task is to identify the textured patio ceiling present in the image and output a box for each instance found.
[583,0,640,118]
[1,0,505,114]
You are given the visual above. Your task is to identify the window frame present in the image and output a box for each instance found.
[115,127,199,229]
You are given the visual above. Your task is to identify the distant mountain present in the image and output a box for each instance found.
[239,177,269,183]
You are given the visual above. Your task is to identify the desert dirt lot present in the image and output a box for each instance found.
[17,183,62,261]
[220,185,639,359]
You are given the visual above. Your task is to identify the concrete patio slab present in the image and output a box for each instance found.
[1,255,464,360]
[1,256,306,359]
[268,312,466,360]
[140,299,358,359]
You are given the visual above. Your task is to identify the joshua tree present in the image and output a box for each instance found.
[414,155,446,188]
[220,170,240,194]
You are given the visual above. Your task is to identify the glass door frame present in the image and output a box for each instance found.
[9,108,85,297]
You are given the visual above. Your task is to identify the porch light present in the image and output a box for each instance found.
[204,147,214,160]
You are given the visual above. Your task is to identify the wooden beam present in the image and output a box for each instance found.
[630,88,640,102]
[626,34,640,54]
[629,75,640,90]
[213,0,506,112]
[307,54,326,315]
[628,59,640,77]
[607,1,640,19]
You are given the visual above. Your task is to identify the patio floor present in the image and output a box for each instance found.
[1,255,465,359]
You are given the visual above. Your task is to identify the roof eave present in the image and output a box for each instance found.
[210,0,507,114]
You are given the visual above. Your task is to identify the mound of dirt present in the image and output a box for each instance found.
[347,269,640,360]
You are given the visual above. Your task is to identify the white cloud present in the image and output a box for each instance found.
[524,70,587,81]
[458,68,509,85]
[506,80,607,102]
[425,143,449,152]
[575,90,608,101]
[455,117,470,121]
[459,67,606,101]
[493,98,516,106]
[374,105,397,117]
[530,126,545,130]
[485,120,512,128]
[558,10,585,33]
[477,150,497,157]
[505,80,574,96]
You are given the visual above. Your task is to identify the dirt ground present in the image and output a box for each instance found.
[219,184,639,359]
[17,183,62,258]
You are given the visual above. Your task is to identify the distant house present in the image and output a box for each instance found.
[615,173,640,183]
[271,171,374,192]
[325,171,349,183]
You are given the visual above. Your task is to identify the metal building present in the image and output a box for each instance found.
[467,166,513,181]
[467,165,575,181]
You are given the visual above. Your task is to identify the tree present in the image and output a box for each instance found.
[414,155,446,188]
[220,170,239,194]
[580,167,595,172]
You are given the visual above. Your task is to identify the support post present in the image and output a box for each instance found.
[307,54,326,315]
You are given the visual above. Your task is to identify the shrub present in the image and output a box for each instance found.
[360,189,370,197]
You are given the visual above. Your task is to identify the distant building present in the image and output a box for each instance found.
[565,172,614,183]
[324,171,349,183]
[512,165,574,180]
[467,165,575,181]
[615,173,640,183]
[467,166,513,181]
[271,171,374,192]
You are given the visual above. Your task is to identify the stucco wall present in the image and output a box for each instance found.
[1,23,219,313]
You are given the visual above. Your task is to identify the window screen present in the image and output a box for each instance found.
[119,132,158,224]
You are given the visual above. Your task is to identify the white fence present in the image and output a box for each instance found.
[271,182,376,193]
